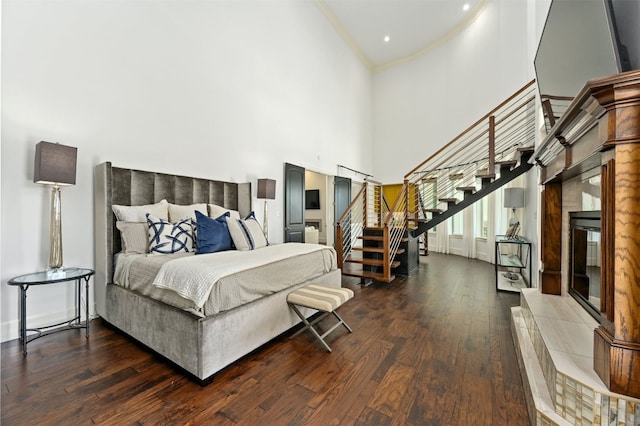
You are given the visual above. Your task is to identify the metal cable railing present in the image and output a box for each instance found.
[403,80,537,223]
[335,80,538,280]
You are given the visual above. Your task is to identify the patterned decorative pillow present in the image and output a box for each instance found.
[112,199,168,222]
[226,212,268,251]
[146,213,193,254]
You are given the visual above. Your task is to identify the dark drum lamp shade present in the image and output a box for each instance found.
[257,178,276,200]
[257,178,276,240]
[34,141,77,186]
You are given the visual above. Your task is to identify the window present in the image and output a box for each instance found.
[450,212,463,235]
[477,197,488,238]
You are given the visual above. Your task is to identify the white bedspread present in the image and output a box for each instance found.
[153,243,332,309]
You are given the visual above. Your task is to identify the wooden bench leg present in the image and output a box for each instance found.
[289,304,333,352]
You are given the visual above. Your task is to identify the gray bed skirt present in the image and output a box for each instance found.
[104,268,341,382]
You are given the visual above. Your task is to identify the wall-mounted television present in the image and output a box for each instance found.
[534,0,636,127]
[305,189,320,210]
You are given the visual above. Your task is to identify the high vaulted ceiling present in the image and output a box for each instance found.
[316,0,488,72]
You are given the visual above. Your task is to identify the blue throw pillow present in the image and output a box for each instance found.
[195,210,233,254]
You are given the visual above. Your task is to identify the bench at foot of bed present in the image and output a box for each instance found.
[286,284,354,352]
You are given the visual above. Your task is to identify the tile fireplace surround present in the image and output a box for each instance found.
[511,289,640,425]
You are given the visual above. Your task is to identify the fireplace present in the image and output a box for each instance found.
[569,210,601,321]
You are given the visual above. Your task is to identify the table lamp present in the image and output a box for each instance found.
[34,141,77,270]
[504,187,524,228]
[503,187,524,280]
[257,178,276,239]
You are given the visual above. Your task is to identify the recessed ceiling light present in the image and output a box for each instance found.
[463,3,470,11]
[384,35,390,43]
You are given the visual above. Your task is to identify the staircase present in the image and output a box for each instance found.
[336,80,538,283]
[336,180,408,283]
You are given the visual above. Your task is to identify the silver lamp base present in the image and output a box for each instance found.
[263,200,269,240]
[49,185,63,269]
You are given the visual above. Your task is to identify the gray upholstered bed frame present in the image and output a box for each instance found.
[94,162,341,382]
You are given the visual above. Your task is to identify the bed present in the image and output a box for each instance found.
[94,162,341,382]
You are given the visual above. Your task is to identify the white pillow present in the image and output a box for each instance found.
[209,203,241,220]
[226,212,268,251]
[146,214,193,254]
[168,203,207,222]
[116,221,148,254]
[113,199,168,222]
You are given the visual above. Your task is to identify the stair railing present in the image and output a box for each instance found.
[401,79,537,230]
[336,179,386,269]
[382,183,409,279]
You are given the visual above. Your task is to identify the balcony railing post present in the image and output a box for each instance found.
[383,226,390,281]
[488,115,496,176]
[336,224,344,268]
[364,182,369,228]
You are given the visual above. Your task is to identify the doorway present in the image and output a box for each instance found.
[283,163,355,246]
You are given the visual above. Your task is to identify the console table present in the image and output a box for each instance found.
[8,268,94,355]
[495,236,531,292]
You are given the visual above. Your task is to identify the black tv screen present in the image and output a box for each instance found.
[535,0,626,103]
[305,189,320,210]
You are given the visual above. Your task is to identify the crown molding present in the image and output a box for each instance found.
[313,0,373,71]
[315,0,489,74]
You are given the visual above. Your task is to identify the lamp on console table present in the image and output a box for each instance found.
[257,178,276,240]
[34,141,77,271]
[504,187,524,232]
[503,187,525,281]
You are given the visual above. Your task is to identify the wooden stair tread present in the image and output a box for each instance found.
[438,197,458,203]
[448,173,464,180]
[517,145,534,152]
[358,235,408,242]
[353,247,405,255]
[495,160,517,167]
[425,208,443,214]
[341,264,395,283]
[344,257,401,268]
[421,177,437,183]
[476,173,496,179]
[456,186,476,192]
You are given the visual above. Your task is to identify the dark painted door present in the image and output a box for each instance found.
[334,176,351,250]
[284,163,305,242]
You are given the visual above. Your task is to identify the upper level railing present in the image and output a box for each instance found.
[540,94,574,132]
[402,80,537,224]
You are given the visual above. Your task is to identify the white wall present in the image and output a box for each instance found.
[1,0,373,341]
[372,0,534,183]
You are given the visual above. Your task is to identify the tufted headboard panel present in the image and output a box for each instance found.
[94,162,251,318]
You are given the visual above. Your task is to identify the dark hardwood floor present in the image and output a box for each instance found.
[1,253,529,425]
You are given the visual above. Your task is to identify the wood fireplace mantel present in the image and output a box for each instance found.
[533,69,640,399]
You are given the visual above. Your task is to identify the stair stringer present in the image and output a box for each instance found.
[412,153,534,238]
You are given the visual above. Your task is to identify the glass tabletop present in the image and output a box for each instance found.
[8,268,95,285]
[496,235,529,244]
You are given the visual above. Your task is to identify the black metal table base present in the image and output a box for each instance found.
[16,274,92,355]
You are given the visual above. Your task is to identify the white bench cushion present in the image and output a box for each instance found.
[287,284,353,312]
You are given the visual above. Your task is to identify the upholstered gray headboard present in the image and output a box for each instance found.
[93,162,251,318]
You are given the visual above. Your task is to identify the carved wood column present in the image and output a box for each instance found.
[540,182,562,295]
[591,73,640,399]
